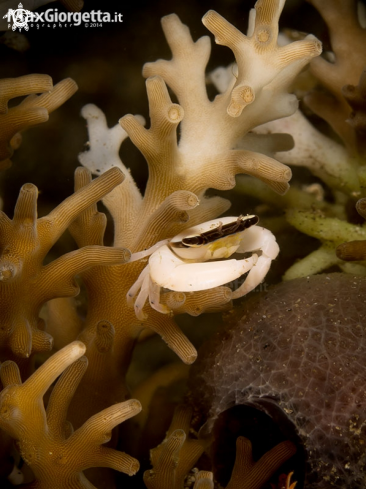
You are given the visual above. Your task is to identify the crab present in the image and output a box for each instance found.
[127,215,279,320]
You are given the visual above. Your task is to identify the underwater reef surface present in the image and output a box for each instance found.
[190,273,366,488]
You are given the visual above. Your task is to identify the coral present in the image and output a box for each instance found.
[193,471,215,489]
[143,405,207,489]
[62,0,319,435]
[144,404,295,489]
[218,437,295,489]
[306,0,366,152]
[0,341,141,488]
[0,76,77,170]
[336,197,366,261]
[274,472,297,489]
[283,207,366,279]
[226,0,366,282]
[141,6,316,195]
[0,167,129,358]
[4,0,364,487]
[189,274,366,488]
[253,109,359,195]
[202,2,321,118]
[240,96,366,278]
[343,68,366,156]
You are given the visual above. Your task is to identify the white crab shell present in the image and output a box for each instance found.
[169,215,257,261]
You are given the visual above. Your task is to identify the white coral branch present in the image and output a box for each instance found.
[254,110,360,195]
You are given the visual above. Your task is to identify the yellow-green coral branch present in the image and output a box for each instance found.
[283,243,342,281]
[286,209,366,243]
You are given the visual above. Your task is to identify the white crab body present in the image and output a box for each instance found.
[127,215,279,320]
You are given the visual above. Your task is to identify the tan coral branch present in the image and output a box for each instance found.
[193,471,214,489]
[0,342,141,488]
[0,74,52,113]
[0,76,77,169]
[0,167,129,358]
[226,436,296,489]
[144,405,208,489]
[306,0,366,151]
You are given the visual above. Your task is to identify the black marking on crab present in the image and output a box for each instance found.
[171,215,259,249]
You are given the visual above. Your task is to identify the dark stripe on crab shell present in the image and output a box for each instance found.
[172,215,259,249]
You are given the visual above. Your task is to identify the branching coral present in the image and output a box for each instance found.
[0,341,141,488]
[64,0,321,434]
[241,100,366,278]
[0,75,77,170]
[0,166,129,358]
[180,437,295,489]
[202,1,321,118]
[142,8,307,195]
[2,0,358,487]
[306,0,366,153]
[231,0,366,281]
[343,68,366,156]
[144,405,295,489]
[193,471,214,489]
[66,164,204,428]
[143,405,207,489]
[282,207,366,279]
[253,109,360,195]
[218,437,296,489]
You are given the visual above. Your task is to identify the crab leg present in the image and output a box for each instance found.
[149,278,171,315]
[134,271,150,320]
[236,226,279,258]
[126,265,150,307]
[129,239,170,262]
[149,245,258,292]
[232,226,279,298]
[231,254,272,298]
